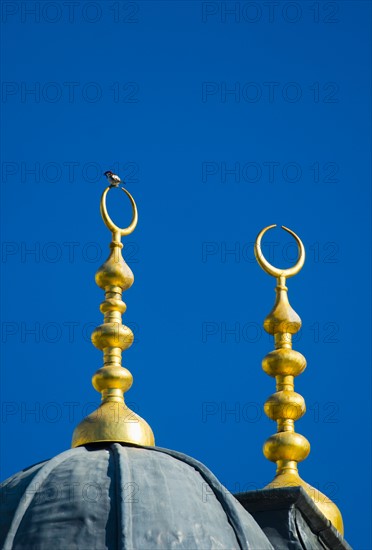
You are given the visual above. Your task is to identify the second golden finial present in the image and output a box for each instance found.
[254,225,343,535]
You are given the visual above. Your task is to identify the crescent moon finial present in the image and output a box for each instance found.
[254,225,343,533]
[254,225,305,279]
[72,184,155,448]
[100,186,138,239]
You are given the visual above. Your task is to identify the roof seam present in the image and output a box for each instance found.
[145,445,273,550]
[2,447,86,550]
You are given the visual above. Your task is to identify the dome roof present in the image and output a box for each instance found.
[0,443,272,550]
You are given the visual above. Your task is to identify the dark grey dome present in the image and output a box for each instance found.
[1,443,272,550]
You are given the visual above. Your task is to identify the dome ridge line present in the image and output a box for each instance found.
[112,443,134,550]
[142,445,273,550]
[107,444,124,550]
[2,447,86,550]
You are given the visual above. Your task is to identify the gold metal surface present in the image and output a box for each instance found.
[100,186,138,238]
[255,225,305,279]
[72,186,154,448]
[254,225,344,535]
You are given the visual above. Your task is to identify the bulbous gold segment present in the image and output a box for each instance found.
[262,349,306,377]
[95,241,134,291]
[255,225,344,535]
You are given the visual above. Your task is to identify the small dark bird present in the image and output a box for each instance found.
[104,170,123,187]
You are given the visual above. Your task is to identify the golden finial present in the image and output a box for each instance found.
[254,225,343,535]
[72,186,155,448]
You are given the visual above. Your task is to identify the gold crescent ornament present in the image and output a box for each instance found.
[100,185,138,239]
[254,224,305,279]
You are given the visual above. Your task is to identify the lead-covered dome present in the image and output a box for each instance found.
[1,443,273,550]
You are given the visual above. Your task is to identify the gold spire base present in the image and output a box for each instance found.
[71,400,154,448]
[265,467,344,535]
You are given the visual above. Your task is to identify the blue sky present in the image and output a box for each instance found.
[1,1,371,547]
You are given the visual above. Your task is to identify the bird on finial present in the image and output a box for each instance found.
[104,170,124,187]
